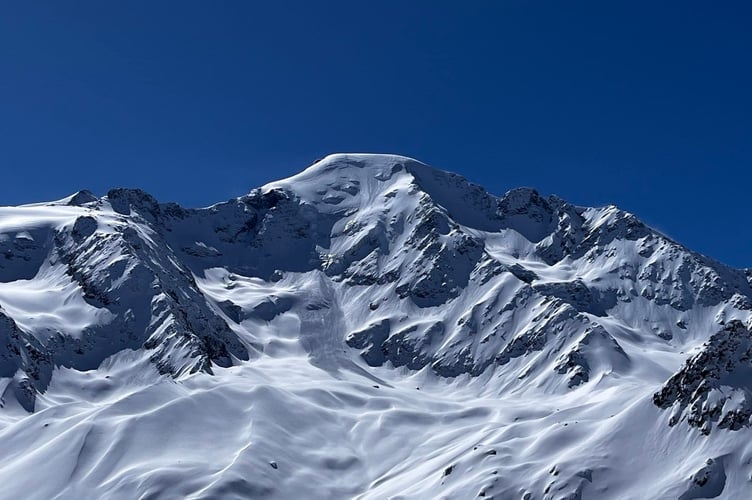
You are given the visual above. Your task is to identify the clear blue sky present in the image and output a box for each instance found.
[1,2,750,267]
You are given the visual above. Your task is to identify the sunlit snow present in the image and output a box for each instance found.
[1,154,751,499]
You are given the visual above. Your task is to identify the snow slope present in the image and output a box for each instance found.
[1,153,751,499]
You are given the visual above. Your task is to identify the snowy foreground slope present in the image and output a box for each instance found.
[1,154,752,499]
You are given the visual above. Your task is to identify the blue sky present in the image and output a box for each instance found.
[1,2,750,267]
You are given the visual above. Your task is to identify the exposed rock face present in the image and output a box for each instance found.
[653,320,752,433]
[0,201,251,410]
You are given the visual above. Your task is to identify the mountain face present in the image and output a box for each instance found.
[1,153,751,499]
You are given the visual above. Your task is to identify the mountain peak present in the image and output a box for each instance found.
[260,153,504,231]
[267,153,426,187]
[65,189,98,207]
[3,154,752,499]
[313,152,425,168]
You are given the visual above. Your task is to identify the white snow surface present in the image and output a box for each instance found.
[1,153,752,499]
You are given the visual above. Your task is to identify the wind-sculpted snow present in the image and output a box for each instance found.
[1,153,752,498]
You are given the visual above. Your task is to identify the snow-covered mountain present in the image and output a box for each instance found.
[1,153,751,499]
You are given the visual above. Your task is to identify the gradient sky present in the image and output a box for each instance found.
[1,2,750,267]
